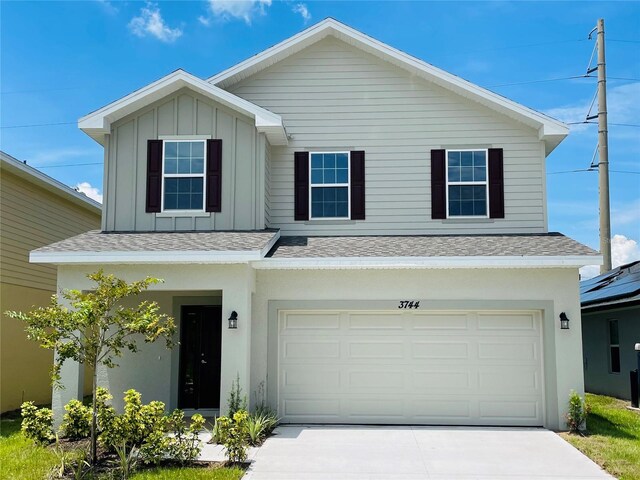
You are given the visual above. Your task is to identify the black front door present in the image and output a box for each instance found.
[178,305,222,409]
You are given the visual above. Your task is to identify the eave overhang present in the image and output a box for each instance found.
[79,69,287,146]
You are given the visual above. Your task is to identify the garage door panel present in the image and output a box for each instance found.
[412,341,470,359]
[277,309,544,426]
[477,340,538,361]
[283,340,340,359]
[412,371,472,390]
[348,313,404,330]
[348,340,404,359]
[411,313,470,330]
[478,367,540,393]
[281,312,341,331]
[283,367,340,390]
[477,312,537,331]
[478,400,540,421]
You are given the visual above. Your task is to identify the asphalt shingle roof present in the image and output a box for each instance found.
[266,233,597,258]
[34,230,279,253]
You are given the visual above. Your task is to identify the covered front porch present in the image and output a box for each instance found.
[51,263,256,420]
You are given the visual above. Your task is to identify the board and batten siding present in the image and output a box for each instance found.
[104,88,266,232]
[0,171,100,291]
[229,37,548,235]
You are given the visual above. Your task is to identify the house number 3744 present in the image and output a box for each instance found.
[398,301,420,309]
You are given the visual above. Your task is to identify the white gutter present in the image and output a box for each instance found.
[252,255,603,270]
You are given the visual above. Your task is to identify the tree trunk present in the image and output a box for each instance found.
[91,363,98,464]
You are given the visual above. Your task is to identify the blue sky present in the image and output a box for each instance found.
[1,1,639,273]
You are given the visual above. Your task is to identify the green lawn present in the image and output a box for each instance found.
[0,418,244,480]
[560,394,640,480]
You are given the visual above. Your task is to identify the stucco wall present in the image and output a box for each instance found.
[252,267,584,430]
[230,37,548,235]
[582,305,640,400]
[53,265,583,430]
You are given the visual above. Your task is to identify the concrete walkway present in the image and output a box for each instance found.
[230,425,613,480]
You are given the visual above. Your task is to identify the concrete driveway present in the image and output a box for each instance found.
[243,425,612,480]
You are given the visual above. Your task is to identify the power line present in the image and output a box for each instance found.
[548,169,640,175]
[567,121,640,128]
[1,121,75,129]
[33,162,102,168]
[489,74,639,88]
[608,39,640,43]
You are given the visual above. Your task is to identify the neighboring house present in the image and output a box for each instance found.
[33,19,600,430]
[581,261,640,400]
[0,151,101,413]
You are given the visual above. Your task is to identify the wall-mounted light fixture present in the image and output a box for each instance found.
[228,311,238,329]
[559,312,570,330]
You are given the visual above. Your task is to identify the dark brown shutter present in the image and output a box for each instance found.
[488,148,504,218]
[294,151,309,221]
[205,139,222,212]
[430,149,446,219]
[146,139,163,213]
[350,150,365,220]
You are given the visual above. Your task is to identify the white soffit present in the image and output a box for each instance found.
[79,69,287,146]
[208,18,569,154]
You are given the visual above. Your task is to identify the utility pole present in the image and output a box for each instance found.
[594,18,612,273]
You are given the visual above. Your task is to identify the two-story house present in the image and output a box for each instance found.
[34,19,600,430]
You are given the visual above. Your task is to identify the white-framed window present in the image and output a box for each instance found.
[162,139,206,211]
[446,149,488,218]
[310,152,350,219]
[608,319,620,374]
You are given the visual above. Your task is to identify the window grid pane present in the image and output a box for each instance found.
[311,153,349,186]
[311,186,348,218]
[164,177,204,210]
[164,141,205,175]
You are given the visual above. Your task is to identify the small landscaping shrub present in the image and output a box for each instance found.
[246,412,279,446]
[21,401,54,445]
[164,410,205,464]
[113,441,139,479]
[59,399,92,440]
[228,374,247,417]
[216,410,250,464]
[566,390,589,433]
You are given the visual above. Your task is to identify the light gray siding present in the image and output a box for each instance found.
[104,89,264,232]
[582,306,640,400]
[229,37,547,235]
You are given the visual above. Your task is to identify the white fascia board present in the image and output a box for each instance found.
[79,70,287,145]
[208,19,568,151]
[30,250,265,265]
[252,255,603,270]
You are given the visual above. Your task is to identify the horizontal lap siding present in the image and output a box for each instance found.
[0,172,100,290]
[229,38,546,235]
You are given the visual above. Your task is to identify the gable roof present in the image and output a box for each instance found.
[208,18,568,154]
[581,260,640,310]
[79,69,287,146]
[0,151,102,213]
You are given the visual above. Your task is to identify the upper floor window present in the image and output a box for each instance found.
[446,149,488,217]
[609,319,620,373]
[162,140,206,211]
[310,152,350,219]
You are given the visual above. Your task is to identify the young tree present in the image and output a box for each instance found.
[5,270,175,464]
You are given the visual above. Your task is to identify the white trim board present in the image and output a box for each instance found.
[79,70,287,146]
[208,18,568,154]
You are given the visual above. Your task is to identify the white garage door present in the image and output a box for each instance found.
[277,309,544,426]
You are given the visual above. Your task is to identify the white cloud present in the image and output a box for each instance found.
[546,82,640,134]
[129,2,183,43]
[95,0,118,15]
[75,182,103,204]
[580,234,640,279]
[203,0,272,25]
[292,3,311,22]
